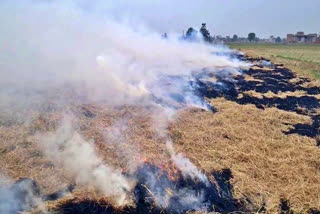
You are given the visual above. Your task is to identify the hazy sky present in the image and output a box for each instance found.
[4,0,320,38]
[78,0,320,38]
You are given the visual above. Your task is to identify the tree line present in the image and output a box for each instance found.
[163,24,284,43]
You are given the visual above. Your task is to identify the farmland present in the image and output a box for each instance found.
[1,0,320,213]
[229,43,320,81]
[1,54,320,213]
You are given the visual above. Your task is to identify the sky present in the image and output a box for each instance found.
[2,0,320,38]
[77,0,320,38]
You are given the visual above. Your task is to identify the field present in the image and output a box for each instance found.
[2,2,320,214]
[228,43,320,81]
[1,54,320,213]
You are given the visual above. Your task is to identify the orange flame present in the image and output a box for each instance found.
[160,162,179,181]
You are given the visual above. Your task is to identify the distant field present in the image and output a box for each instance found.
[228,43,320,80]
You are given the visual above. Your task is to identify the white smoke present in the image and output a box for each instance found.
[0,0,246,117]
[104,118,142,173]
[142,169,208,211]
[37,115,131,205]
[167,140,209,185]
[0,176,45,214]
[0,0,247,211]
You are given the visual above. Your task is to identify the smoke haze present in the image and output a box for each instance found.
[0,0,245,117]
[38,115,131,205]
[0,0,247,212]
[0,176,45,214]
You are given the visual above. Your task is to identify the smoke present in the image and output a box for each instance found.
[104,118,142,173]
[37,115,131,205]
[0,0,248,211]
[136,164,207,212]
[167,141,209,185]
[0,0,246,120]
[0,176,45,214]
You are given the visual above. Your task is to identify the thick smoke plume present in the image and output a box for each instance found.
[38,115,131,205]
[0,0,247,212]
[0,0,245,118]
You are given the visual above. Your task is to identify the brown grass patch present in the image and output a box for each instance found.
[241,90,309,100]
[263,90,308,98]
[1,100,319,213]
[170,98,320,213]
[244,74,264,82]
[242,90,264,99]
[251,66,274,71]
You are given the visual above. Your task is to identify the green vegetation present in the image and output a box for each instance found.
[248,32,256,42]
[228,43,320,80]
[311,69,320,79]
[232,34,238,42]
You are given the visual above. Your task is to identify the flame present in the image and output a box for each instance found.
[160,161,179,181]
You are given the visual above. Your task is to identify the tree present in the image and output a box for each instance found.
[232,34,238,42]
[186,27,195,36]
[248,32,256,42]
[185,27,198,40]
[275,36,282,43]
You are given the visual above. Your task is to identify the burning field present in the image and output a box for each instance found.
[0,1,320,214]
[1,56,319,214]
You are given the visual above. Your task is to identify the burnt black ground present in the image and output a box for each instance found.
[57,56,320,214]
[34,56,320,214]
[133,163,239,214]
[57,163,243,214]
[194,56,320,145]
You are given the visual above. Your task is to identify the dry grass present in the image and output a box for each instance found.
[244,74,264,82]
[242,90,309,99]
[171,98,320,213]
[1,100,319,213]
[0,105,171,196]
[1,55,320,213]
[242,90,264,99]
[251,66,274,71]
[262,90,308,98]
[0,114,71,194]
